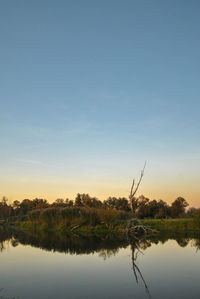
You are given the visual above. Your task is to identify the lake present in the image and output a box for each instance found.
[0,230,200,299]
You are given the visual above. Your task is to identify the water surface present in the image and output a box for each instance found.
[0,230,200,299]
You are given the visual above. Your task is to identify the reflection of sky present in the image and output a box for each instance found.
[0,240,200,299]
[0,1,200,205]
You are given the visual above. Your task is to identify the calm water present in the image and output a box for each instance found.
[0,230,200,299]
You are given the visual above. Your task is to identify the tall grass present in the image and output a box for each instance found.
[27,207,130,230]
[141,218,200,233]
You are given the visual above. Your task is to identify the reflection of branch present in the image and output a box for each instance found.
[133,261,151,298]
[131,247,138,283]
[0,242,5,252]
[131,242,151,299]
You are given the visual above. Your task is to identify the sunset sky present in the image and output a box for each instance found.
[0,1,200,206]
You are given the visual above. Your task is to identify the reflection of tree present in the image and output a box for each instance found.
[11,239,19,247]
[5,230,128,255]
[130,237,152,298]
[1,229,200,255]
[0,228,12,252]
[98,248,119,260]
[0,241,5,252]
[1,229,200,299]
[176,238,190,247]
[191,238,200,252]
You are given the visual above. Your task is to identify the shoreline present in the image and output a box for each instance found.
[1,218,200,237]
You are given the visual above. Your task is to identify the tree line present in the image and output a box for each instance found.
[0,193,197,220]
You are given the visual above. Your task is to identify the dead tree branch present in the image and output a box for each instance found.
[126,162,157,238]
[129,162,146,215]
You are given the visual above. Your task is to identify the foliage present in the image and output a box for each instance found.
[193,209,200,227]
[103,197,130,211]
[0,193,194,224]
[170,197,189,218]
[141,218,200,233]
[24,206,130,229]
[134,196,188,219]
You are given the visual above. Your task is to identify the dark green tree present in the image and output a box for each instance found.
[170,197,188,218]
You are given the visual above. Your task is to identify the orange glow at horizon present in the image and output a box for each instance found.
[0,173,199,207]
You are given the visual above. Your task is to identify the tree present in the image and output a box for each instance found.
[0,196,13,218]
[103,197,118,210]
[1,196,8,205]
[75,193,83,207]
[129,162,146,216]
[116,197,130,211]
[65,198,73,207]
[135,195,150,218]
[154,200,169,219]
[74,193,102,208]
[186,207,197,218]
[13,200,20,209]
[19,199,33,214]
[170,197,188,218]
[55,198,64,204]
[32,198,48,209]
[12,200,21,215]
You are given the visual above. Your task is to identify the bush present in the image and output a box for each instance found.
[25,206,130,229]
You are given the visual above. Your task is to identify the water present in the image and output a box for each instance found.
[0,230,200,299]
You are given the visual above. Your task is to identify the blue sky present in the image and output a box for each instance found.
[0,1,200,204]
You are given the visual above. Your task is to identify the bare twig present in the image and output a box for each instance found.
[129,162,146,215]
[130,179,135,198]
[130,162,146,199]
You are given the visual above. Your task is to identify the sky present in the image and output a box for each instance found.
[0,1,200,206]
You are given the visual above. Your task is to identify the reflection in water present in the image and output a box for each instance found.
[1,229,128,256]
[176,237,190,247]
[130,238,152,298]
[128,234,200,299]
[191,238,200,252]
[1,229,199,256]
[0,228,12,253]
[0,229,200,299]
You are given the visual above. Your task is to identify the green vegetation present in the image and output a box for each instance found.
[13,206,129,236]
[141,218,200,233]
[11,215,200,236]
[0,194,200,235]
[0,193,193,219]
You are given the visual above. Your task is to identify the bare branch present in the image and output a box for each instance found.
[130,162,146,199]
[129,162,146,216]
[130,179,135,198]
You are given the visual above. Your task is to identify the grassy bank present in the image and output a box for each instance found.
[141,218,200,233]
[7,217,200,238]
[7,206,129,237]
[12,220,126,238]
[2,206,200,235]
